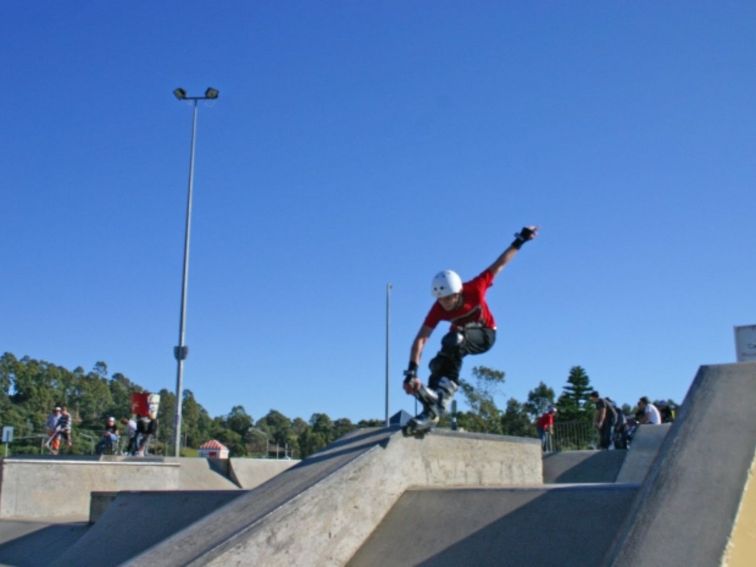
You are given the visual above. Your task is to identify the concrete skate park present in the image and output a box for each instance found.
[0,363,753,566]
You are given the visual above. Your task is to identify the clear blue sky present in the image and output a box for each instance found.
[2,2,754,423]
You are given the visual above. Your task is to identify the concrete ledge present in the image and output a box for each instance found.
[127,428,542,567]
[606,363,756,566]
[0,456,290,522]
[0,459,181,521]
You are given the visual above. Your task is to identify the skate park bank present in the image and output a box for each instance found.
[0,363,754,566]
[0,456,296,522]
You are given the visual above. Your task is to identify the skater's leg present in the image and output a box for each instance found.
[424,326,496,411]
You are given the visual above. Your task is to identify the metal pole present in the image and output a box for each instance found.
[385,283,392,427]
[173,100,199,457]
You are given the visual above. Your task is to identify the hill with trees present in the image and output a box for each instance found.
[0,353,673,457]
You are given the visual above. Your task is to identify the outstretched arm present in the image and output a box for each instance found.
[486,226,539,279]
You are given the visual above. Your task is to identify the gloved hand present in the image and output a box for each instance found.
[512,226,538,249]
[403,363,420,395]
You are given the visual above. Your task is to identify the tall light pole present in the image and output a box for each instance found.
[385,283,392,427]
[172,86,219,457]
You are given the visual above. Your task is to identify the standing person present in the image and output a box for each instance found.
[57,405,73,452]
[606,397,628,450]
[589,391,617,450]
[402,226,539,433]
[45,406,62,455]
[536,405,557,452]
[638,396,662,425]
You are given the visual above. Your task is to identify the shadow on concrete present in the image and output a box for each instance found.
[0,522,89,566]
[349,485,638,567]
[51,491,245,567]
[543,450,626,484]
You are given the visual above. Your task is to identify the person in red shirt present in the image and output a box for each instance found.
[536,405,557,452]
[403,226,539,432]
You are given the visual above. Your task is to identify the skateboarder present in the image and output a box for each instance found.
[403,225,539,434]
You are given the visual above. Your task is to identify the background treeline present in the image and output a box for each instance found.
[0,353,675,458]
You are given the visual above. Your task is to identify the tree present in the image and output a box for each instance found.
[257,410,296,455]
[107,372,139,419]
[156,388,177,453]
[182,390,213,448]
[556,366,593,422]
[500,398,536,437]
[524,381,556,420]
[225,405,254,438]
[458,365,505,433]
[333,418,355,440]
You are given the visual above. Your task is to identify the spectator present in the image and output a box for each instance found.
[96,416,119,455]
[638,397,662,424]
[589,391,617,450]
[45,406,62,455]
[536,405,557,452]
[121,417,138,455]
[606,397,628,449]
[657,401,676,423]
[57,405,73,452]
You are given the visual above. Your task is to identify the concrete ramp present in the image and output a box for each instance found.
[51,491,245,567]
[122,428,541,567]
[543,450,626,483]
[348,484,639,567]
[228,458,297,489]
[606,362,756,566]
[615,423,670,484]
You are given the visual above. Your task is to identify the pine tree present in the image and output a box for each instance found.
[556,366,593,421]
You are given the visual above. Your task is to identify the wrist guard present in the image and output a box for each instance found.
[512,226,535,250]
[403,362,418,383]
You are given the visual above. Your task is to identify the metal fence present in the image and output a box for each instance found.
[551,420,597,451]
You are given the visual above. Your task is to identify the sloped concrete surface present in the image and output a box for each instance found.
[348,484,639,567]
[606,362,756,566]
[543,450,626,484]
[125,428,542,567]
[228,458,297,489]
[614,424,670,484]
[0,521,89,566]
[50,491,245,567]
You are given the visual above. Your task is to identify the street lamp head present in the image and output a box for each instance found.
[205,87,219,99]
[173,87,187,100]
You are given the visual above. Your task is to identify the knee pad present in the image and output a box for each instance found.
[441,331,464,352]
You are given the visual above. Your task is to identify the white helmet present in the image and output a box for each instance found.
[431,270,463,298]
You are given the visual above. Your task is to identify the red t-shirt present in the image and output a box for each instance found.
[423,270,496,331]
[536,413,555,429]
